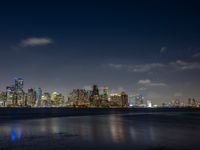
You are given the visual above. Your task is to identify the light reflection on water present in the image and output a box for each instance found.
[0,113,200,149]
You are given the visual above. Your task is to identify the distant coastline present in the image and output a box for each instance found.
[0,107,199,119]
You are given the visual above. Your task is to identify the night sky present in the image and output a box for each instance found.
[0,0,200,104]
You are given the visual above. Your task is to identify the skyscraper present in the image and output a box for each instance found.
[35,88,42,107]
[14,78,24,91]
[6,86,15,106]
[27,88,36,106]
[89,85,101,107]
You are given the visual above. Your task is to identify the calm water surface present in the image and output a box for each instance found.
[0,112,200,150]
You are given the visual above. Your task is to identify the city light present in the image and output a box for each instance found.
[0,78,199,108]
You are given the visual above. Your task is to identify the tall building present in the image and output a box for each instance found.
[89,85,101,107]
[135,94,144,107]
[147,100,152,108]
[14,78,24,91]
[121,92,128,107]
[51,92,64,106]
[68,89,89,107]
[0,91,6,107]
[12,78,25,106]
[12,91,18,106]
[41,92,51,107]
[110,92,128,107]
[35,88,42,107]
[27,88,36,106]
[6,86,15,106]
[100,86,109,107]
[100,86,109,100]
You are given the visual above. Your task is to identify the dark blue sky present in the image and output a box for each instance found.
[0,0,200,103]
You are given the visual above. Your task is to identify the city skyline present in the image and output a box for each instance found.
[0,1,200,104]
[0,77,199,108]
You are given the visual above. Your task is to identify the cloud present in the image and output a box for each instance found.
[192,52,200,58]
[138,79,166,87]
[107,59,200,74]
[170,60,200,70]
[138,79,151,84]
[20,37,53,47]
[108,64,123,70]
[160,46,167,53]
[108,63,165,73]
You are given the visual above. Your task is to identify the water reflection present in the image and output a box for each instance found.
[11,128,23,142]
[0,113,199,149]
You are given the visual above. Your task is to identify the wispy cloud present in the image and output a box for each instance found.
[160,46,167,53]
[170,60,200,70]
[192,52,200,58]
[20,37,53,47]
[138,79,166,87]
[138,79,151,85]
[108,63,165,73]
[108,59,200,73]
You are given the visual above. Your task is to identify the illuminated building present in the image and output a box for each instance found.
[89,85,101,107]
[4,78,26,107]
[41,92,51,107]
[68,89,89,107]
[51,92,64,106]
[6,86,15,106]
[187,98,198,108]
[171,99,181,107]
[121,92,128,107]
[100,86,109,107]
[27,88,36,106]
[12,91,18,106]
[35,88,42,107]
[147,100,152,108]
[191,98,197,107]
[1,78,197,108]
[14,78,25,106]
[0,91,6,107]
[110,92,128,107]
[128,95,135,107]
[135,94,144,107]
[51,91,59,105]
[99,86,109,100]
[14,78,24,91]
[56,93,65,106]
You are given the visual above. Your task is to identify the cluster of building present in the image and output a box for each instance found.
[161,98,200,108]
[0,78,64,107]
[0,78,128,108]
[68,85,128,108]
[0,78,199,108]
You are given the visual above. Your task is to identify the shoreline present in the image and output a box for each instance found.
[0,107,199,119]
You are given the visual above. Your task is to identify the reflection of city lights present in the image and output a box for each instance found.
[18,131,22,140]
[11,128,22,142]
[11,130,16,142]
[110,116,124,143]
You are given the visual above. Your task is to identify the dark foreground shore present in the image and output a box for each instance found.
[0,107,199,119]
